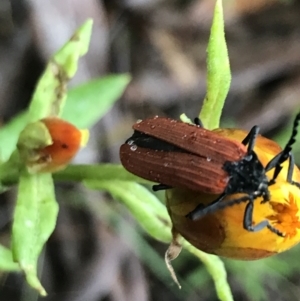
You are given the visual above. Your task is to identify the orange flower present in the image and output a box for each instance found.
[166,128,300,260]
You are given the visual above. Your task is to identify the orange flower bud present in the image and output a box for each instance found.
[18,117,89,173]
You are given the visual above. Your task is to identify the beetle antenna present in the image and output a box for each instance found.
[266,112,300,182]
[241,126,260,153]
[278,112,300,164]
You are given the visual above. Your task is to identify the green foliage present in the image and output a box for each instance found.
[62,74,131,128]
[2,1,292,300]
[0,245,20,271]
[55,163,152,183]
[12,173,58,296]
[6,19,95,296]
[0,20,130,296]
[29,19,93,120]
[85,180,172,242]
[184,242,233,301]
[199,0,231,130]
[0,77,130,163]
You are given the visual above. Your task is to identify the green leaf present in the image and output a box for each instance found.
[0,19,94,162]
[0,112,29,162]
[0,74,130,163]
[85,180,172,242]
[29,19,93,121]
[62,74,131,128]
[199,0,231,130]
[54,20,92,76]
[0,244,20,271]
[12,172,59,296]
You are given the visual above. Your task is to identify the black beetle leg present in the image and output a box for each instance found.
[193,117,204,127]
[286,153,300,188]
[186,193,253,220]
[267,152,300,188]
[287,152,295,183]
[265,151,283,185]
[243,200,284,237]
[186,192,227,220]
[152,184,172,191]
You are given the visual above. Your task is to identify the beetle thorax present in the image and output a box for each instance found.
[223,151,270,197]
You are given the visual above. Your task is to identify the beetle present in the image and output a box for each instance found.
[119,113,300,236]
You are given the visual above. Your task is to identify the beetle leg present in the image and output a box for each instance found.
[152,184,172,191]
[243,201,284,237]
[290,156,300,188]
[193,117,204,127]
[243,200,263,230]
[187,194,253,221]
[267,152,300,188]
[186,193,227,220]
[266,225,285,237]
[285,153,300,188]
[258,186,270,204]
[185,192,255,220]
[266,151,294,185]
[292,181,300,189]
[241,125,260,153]
[287,153,295,183]
[265,151,282,172]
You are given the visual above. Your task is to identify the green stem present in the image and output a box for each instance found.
[183,241,234,301]
[0,163,152,187]
[54,164,153,184]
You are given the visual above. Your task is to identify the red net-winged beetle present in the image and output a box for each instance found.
[120,113,300,237]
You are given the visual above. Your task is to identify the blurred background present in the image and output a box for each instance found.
[1,0,300,300]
